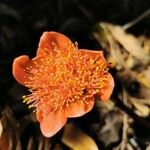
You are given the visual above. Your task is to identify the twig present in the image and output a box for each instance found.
[123,9,150,30]
[120,113,128,150]
[120,90,128,150]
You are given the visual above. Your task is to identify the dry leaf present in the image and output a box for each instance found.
[95,100,115,117]
[107,24,150,64]
[93,21,150,149]
[125,55,138,69]
[97,111,123,146]
[98,23,128,70]
[130,97,150,117]
[138,36,150,54]
[61,123,98,150]
[146,144,150,150]
[94,23,150,70]
[137,67,150,89]
[134,99,150,106]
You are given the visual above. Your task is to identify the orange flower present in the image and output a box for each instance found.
[12,32,114,137]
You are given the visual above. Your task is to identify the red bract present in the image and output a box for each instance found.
[13,32,114,137]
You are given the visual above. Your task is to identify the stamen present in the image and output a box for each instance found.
[23,42,109,115]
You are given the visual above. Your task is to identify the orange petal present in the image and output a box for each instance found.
[98,74,114,101]
[80,49,106,62]
[66,97,94,118]
[13,55,43,85]
[39,111,67,137]
[36,110,43,122]
[37,31,73,56]
[12,55,30,85]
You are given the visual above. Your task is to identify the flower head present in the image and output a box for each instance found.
[13,32,114,137]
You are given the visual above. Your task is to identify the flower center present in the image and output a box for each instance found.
[23,43,109,114]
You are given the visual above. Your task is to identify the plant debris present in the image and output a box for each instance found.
[93,22,150,149]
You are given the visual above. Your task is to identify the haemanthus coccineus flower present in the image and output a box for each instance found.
[13,32,114,137]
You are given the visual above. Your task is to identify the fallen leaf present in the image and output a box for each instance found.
[61,123,98,150]
[137,67,150,89]
[125,54,139,69]
[93,23,150,70]
[97,111,123,146]
[130,97,150,117]
[107,24,150,65]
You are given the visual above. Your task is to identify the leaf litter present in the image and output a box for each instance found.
[93,22,150,149]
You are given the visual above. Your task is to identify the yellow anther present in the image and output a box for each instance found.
[23,40,109,113]
[27,101,31,104]
[89,59,94,64]
[28,105,33,109]
[96,89,99,93]
[22,96,29,103]
[33,110,36,113]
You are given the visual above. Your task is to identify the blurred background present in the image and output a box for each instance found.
[0,0,150,149]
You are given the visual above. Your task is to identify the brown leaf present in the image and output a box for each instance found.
[94,23,150,70]
[130,97,150,117]
[137,67,150,89]
[97,111,123,146]
[61,123,98,150]
[107,24,150,65]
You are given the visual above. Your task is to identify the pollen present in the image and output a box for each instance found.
[23,43,109,114]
